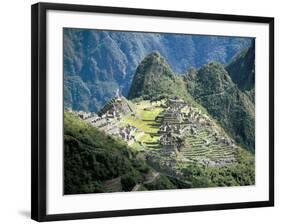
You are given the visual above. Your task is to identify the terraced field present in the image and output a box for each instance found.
[118,100,164,151]
[181,126,238,166]
[114,99,240,169]
[71,97,254,188]
[127,100,246,185]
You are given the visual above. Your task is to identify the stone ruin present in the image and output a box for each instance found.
[72,110,94,120]
[118,125,137,144]
[98,88,133,117]
[158,123,183,135]
[156,97,190,156]
[70,89,138,145]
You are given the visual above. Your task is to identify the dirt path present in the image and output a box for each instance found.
[103,176,122,192]
[194,85,235,100]
[131,184,141,191]
[143,172,160,184]
[131,172,160,191]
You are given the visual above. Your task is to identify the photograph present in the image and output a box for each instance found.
[63,28,256,195]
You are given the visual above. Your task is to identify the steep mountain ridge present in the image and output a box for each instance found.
[186,62,255,152]
[127,52,255,152]
[226,40,255,92]
[64,28,252,112]
[128,52,187,100]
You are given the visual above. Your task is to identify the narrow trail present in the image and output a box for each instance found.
[143,172,160,184]
[194,85,235,100]
[131,184,141,191]
[131,172,159,191]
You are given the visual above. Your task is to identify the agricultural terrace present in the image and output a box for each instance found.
[119,100,165,151]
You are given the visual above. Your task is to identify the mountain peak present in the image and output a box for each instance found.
[146,51,161,58]
[138,51,172,74]
[193,62,234,96]
[186,61,255,152]
[128,52,178,100]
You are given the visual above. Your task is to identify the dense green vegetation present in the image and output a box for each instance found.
[226,40,255,92]
[182,149,255,187]
[186,62,255,152]
[121,170,142,191]
[127,52,255,153]
[64,111,151,194]
[128,52,188,100]
[128,52,255,152]
[143,175,177,190]
[127,52,206,114]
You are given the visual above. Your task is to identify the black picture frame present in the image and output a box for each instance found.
[31,2,274,222]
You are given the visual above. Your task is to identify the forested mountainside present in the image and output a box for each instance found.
[226,40,255,103]
[64,111,177,194]
[63,28,252,112]
[226,40,255,91]
[185,62,255,152]
[126,51,254,152]
[128,52,188,100]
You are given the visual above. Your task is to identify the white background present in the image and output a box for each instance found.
[0,0,279,223]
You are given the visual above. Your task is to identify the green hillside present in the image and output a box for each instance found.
[96,97,254,188]
[64,111,178,194]
[226,40,255,92]
[128,52,187,101]
[186,62,255,152]
[128,51,255,152]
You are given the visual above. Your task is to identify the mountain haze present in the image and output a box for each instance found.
[63,28,252,112]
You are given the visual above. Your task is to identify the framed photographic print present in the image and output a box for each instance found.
[31,2,274,222]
